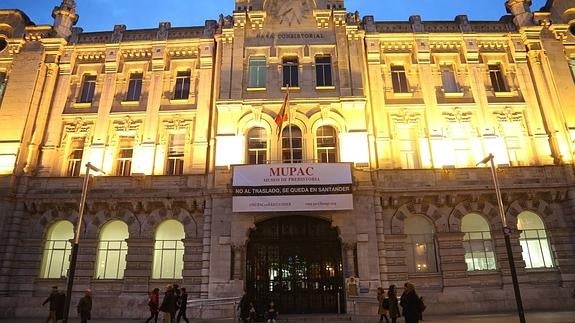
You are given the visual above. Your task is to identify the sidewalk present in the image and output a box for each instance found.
[1,311,574,322]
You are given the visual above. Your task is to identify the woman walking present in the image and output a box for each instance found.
[145,288,160,323]
[376,287,390,323]
[400,282,420,323]
[387,285,400,323]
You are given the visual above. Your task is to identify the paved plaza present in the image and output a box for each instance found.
[1,311,574,323]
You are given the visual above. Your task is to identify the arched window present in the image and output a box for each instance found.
[282,125,303,163]
[316,126,338,163]
[153,220,185,279]
[517,211,554,269]
[247,127,267,164]
[405,216,438,273]
[40,221,74,278]
[95,220,129,279]
[462,213,496,271]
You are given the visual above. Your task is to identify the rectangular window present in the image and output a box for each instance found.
[248,56,266,88]
[440,65,459,93]
[116,136,133,176]
[406,234,438,273]
[173,70,191,100]
[78,74,97,103]
[40,240,72,279]
[126,72,143,101]
[282,57,299,88]
[153,240,184,279]
[95,240,128,279]
[463,231,497,271]
[166,134,185,175]
[0,71,6,105]
[489,64,509,92]
[316,126,337,163]
[520,229,555,269]
[247,127,267,165]
[391,65,409,93]
[315,55,333,87]
[67,137,85,176]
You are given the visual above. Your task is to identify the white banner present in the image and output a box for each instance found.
[232,163,353,212]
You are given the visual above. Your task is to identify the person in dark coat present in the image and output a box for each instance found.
[387,285,400,323]
[176,287,189,323]
[159,285,177,323]
[43,286,59,323]
[55,290,66,321]
[238,291,251,323]
[77,289,92,323]
[400,282,420,323]
[145,288,160,323]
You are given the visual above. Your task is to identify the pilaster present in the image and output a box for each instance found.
[492,230,527,285]
[548,227,575,285]
[382,234,409,284]
[122,238,154,293]
[183,238,205,298]
[436,232,468,288]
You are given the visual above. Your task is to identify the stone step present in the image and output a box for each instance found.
[276,314,353,322]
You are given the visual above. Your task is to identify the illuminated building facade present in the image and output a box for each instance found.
[0,0,575,319]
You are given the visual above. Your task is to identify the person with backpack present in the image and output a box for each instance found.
[400,282,421,323]
[145,288,160,323]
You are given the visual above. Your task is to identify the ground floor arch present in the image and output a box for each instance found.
[245,215,345,314]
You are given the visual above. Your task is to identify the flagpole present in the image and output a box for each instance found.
[287,85,293,163]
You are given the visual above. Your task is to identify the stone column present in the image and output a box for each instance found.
[122,238,154,293]
[342,242,356,278]
[231,244,245,281]
[435,232,469,287]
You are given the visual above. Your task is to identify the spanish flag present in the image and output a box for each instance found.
[274,88,289,134]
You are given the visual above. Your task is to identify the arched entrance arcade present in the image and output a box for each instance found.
[245,216,345,314]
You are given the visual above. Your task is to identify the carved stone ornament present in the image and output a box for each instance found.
[113,115,142,132]
[265,0,314,26]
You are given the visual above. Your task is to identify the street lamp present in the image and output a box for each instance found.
[476,154,526,323]
[63,162,105,323]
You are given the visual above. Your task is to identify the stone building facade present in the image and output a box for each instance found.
[0,0,575,319]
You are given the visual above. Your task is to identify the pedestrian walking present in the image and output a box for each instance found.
[159,285,177,323]
[387,285,400,323]
[42,286,60,323]
[377,287,390,323]
[77,289,92,323]
[238,291,251,323]
[266,301,277,323]
[176,287,189,323]
[145,288,160,323]
[400,282,420,323]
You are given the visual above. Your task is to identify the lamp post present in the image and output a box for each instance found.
[477,154,526,323]
[63,162,105,323]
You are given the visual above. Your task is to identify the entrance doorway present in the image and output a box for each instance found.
[246,216,345,314]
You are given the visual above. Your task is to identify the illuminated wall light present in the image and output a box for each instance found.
[0,154,16,174]
[215,135,244,167]
[340,132,369,164]
[132,146,155,175]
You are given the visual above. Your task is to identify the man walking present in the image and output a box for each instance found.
[77,289,92,323]
[176,287,189,323]
[42,286,59,323]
